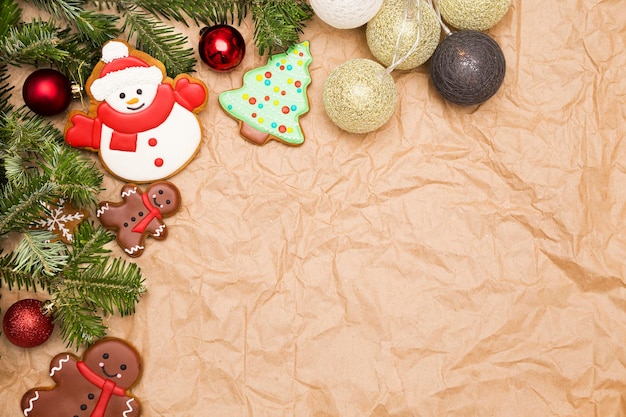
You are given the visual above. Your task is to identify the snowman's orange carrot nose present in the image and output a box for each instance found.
[126,97,139,105]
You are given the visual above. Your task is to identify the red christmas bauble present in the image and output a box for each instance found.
[199,25,246,72]
[3,299,54,348]
[22,68,73,116]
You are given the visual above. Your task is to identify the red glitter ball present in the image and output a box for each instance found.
[282,106,290,114]
[279,125,287,133]
[249,97,257,105]
[2,299,54,348]
[265,72,272,78]
[295,81,302,88]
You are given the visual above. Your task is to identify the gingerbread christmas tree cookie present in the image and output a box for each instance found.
[219,41,312,146]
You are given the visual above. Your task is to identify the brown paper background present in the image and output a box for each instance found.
[2,1,626,416]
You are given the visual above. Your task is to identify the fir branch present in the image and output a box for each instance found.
[0,19,69,67]
[27,0,120,45]
[0,109,102,205]
[65,220,114,266]
[251,0,313,55]
[55,30,102,84]
[24,0,83,22]
[0,0,22,40]
[53,296,107,348]
[0,177,60,236]
[0,251,47,290]
[64,257,144,316]
[131,0,247,26]
[121,8,196,76]
[10,229,67,277]
[64,221,146,316]
[0,107,63,155]
[0,66,12,114]
[74,10,119,47]
[0,108,65,187]
[39,144,103,208]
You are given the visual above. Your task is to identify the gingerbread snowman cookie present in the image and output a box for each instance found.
[65,39,208,183]
[21,338,142,417]
[97,181,181,257]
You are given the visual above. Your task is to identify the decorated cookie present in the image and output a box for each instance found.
[30,197,88,244]
[65,39,208,183]
[21,337,142,417]
[219,40,312,146]
[97,181,181,257]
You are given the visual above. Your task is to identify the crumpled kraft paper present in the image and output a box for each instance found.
[2,1,626,416]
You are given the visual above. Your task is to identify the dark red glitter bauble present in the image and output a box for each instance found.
[22,68,73,116]
[3,299,54,348]
[199,25,246,72]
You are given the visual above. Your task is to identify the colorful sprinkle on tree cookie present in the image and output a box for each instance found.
[219,41,312,146]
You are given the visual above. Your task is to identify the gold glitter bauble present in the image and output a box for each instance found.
[438,0,511,31]
[366,0,440,71]
[323,59,397,134]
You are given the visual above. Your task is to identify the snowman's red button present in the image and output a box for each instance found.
[148,138,158,147]
[154,158,164,167]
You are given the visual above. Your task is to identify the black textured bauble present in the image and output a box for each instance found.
[430,30,506,106]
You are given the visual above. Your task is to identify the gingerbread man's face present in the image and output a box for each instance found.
[82,339,141,390]
[146,182,181,216]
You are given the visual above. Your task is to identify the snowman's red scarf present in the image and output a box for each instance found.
[76,360,126,417]
[97,84,175,152]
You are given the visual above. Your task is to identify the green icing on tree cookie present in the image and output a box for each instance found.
[219,41,312,146]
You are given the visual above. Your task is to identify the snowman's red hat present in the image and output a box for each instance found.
[90,41,163,101]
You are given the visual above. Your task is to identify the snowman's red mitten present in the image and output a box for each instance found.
[65,113,102,150]
[174,77,207,111]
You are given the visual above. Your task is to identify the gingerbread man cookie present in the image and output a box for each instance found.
[65,39,208,183]
[21,337,142,417]
[97,181,181,257]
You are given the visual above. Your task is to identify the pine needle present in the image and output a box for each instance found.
[121,8,196,76]
[10,229,67,277]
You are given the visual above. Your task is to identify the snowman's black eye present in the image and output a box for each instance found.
[120,364,127,370]
[119,92,126,99]
[166,200,171,205]
[103,353,109,359]
[136,89,142,95]
[159,190,164,194]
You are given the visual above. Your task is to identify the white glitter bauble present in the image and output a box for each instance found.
[438,0,511,31]
[311,0,385,29]
[323,59,397,134]
[366,0,441,71]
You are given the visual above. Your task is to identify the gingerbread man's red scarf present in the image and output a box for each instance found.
[131,192,163,233]
[77,361,126,417]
